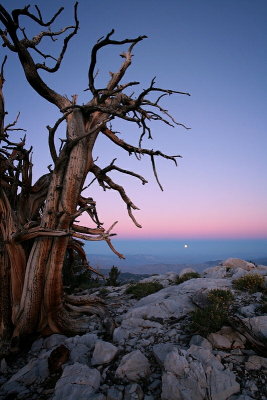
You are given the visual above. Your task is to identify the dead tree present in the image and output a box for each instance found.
[0,3,190,340]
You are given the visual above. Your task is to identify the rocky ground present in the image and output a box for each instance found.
[1,258,267,400]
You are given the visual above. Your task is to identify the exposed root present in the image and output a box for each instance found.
[45,294,113,336]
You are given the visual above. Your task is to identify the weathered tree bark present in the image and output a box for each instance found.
[0,4,190,340]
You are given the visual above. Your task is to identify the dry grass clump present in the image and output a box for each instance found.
[233,273,265,293]
[125,282,163,300]
[176,272,201,284]
[190,289,234,336]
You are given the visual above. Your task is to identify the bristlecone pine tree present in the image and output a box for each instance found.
[0,3,190,341]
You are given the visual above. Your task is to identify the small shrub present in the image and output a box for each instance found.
[233,273,265,293]
[99,288,108,296]
[106,266,121,286]
[190,305,229,337]
[125,282,163,300]
[190,289,234,337]
[176,272,200,284]
[207,289,234,305]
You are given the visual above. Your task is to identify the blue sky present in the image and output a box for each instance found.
[1,0,267,248]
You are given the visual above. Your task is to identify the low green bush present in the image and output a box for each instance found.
[176,272,201,284]
[99,288,109,296]
[207,289,234,305]
[125,282,163,300]
[190,289,234,337]
[233,273,265,293]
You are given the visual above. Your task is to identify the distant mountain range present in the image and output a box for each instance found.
[87,254,267,275]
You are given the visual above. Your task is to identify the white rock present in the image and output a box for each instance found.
[113,326,130,343]
[152,343,178,365]
[231,268,266,280]
[68,343,90,364]
[30,338,44,354]
[207,333,232,349]
[188,345,223,371]
[203,266,228,279]
[239,304,258,318]
[91,340,119,366]
[52,362,100,400]
[245,355,267,370]
[189,346,240,399]
[214,326,246,349]
[125,279,231,322]
[121,317,163,330]
[206,366,240,400]
[162,345,240,400]
[164,348,189,377]
[140,272,178,287]
[3,358,49,387]
[166,271,180,281]
[113,317,162,343]
[115,350,150,382]
[107,387,123,400]
[43,334,67,349]
[124,383,144,400]
[179,267,197,277]
[65,333,97,349]
[0,381,29,398]
[241,316,267,339]
[161,363,207,400]
[222,258,255,271]
[189,335,212,350]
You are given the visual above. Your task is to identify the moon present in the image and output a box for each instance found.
[184,244,188,248]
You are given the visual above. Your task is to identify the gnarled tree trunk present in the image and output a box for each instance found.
[0,3,189,341]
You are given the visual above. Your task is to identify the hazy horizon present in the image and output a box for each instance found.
[85,238,267,264]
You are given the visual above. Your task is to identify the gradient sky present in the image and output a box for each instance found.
[1,0,267,241]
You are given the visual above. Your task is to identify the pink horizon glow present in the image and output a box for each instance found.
[79,212,267,240]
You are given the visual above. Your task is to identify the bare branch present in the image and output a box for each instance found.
[78,195,103,227]
[12,227,70,242]
[105,237,125,259]
[105,42,141,95]
[0,55,7,138]
[91,163,142,228]
[47,110,72,164]
[101,158,148,185]
[135,77,190,107]
[33,46,57,62]
[71,231,111,242]
[151,154,163,191]
[35,3,79,73]
[0,55,7,80]
[102,127,181,164]
[0,30,16,51]
[72,225,105,235]
[0,5,74,108]
[11,5,64,27]
[88,29,146,97]
[4,113,26,133]
[142,99,190,130]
